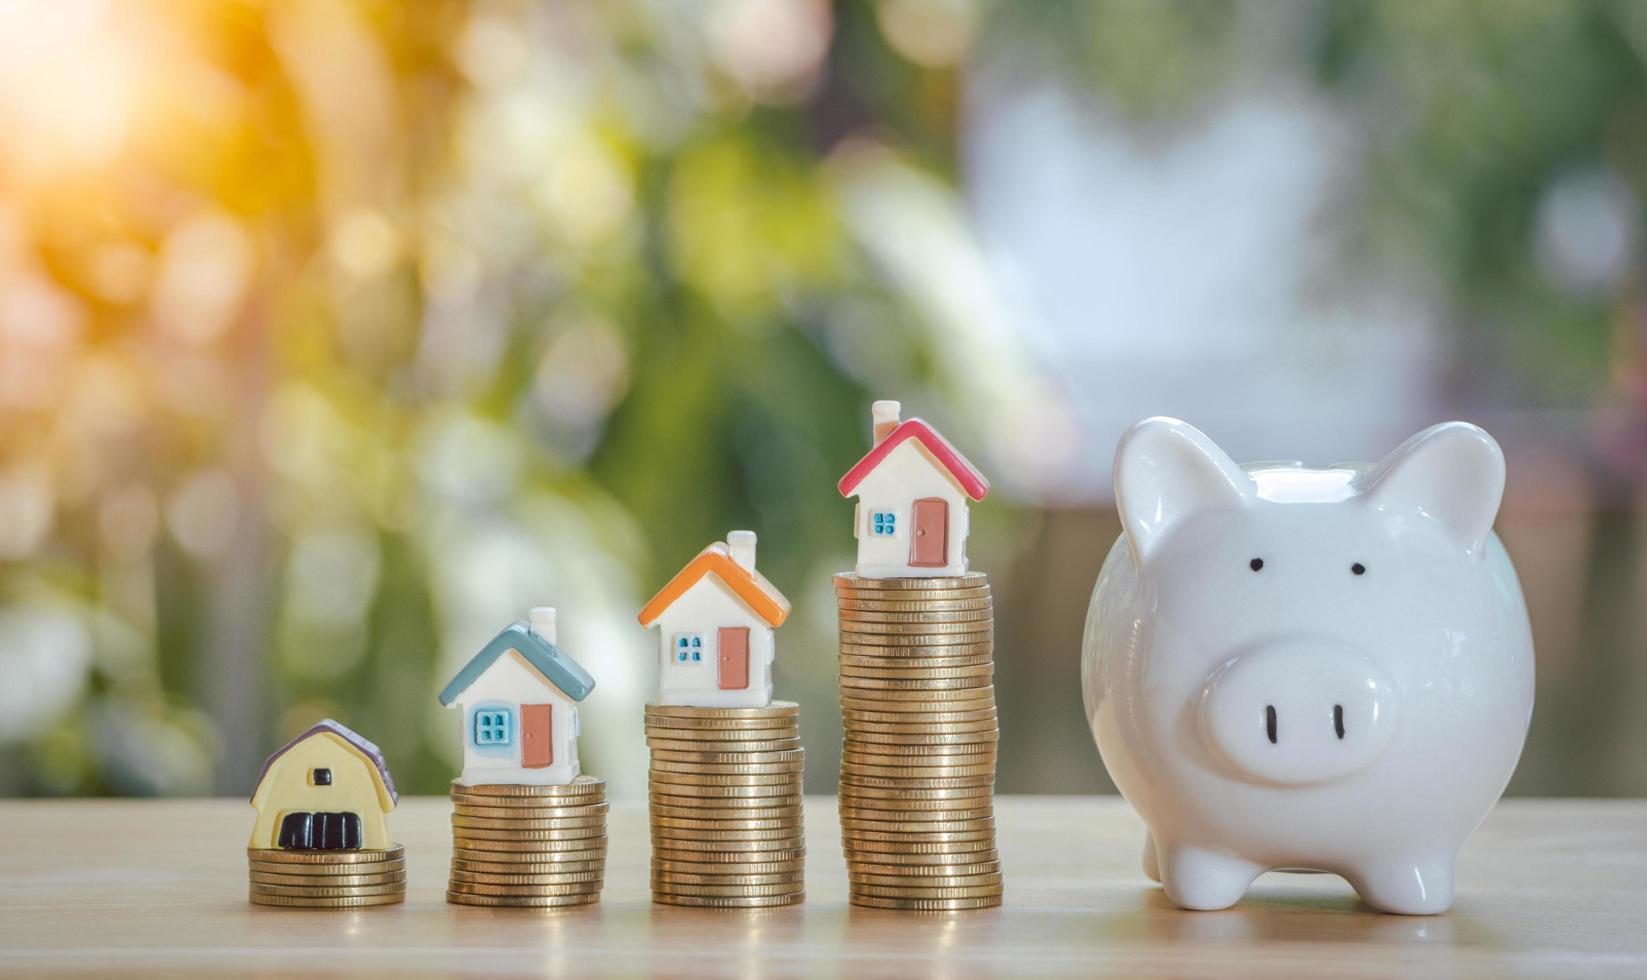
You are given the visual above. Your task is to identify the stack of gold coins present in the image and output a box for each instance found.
[446,776,608,908]
[646,701,805,908]
[247,845,406,908]
[835,571,1003,911]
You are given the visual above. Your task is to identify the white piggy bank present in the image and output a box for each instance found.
[1082,417,1534,914]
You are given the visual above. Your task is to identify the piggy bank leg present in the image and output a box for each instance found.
[1346,853,1455,915]
[1142,832,1161,883]
[1158,845,1263,911]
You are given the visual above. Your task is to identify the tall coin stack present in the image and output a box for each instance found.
[835,570,1003,910]
[247,845,407,909]
[646,701,806,908]
[446,777,608,908]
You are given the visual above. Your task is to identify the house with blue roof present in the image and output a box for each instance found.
[438,607,596,787]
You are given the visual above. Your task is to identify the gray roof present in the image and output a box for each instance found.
[252,719,397,804]
[438,620,596,706]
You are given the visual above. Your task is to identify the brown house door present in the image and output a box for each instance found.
[717,627,750,690]
[910,498,948,567]
[521,704,553,768]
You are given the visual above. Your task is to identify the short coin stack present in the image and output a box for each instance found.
[446,777,608,908]
[835,571,1003,911]
[646,701,806,908]
[247,845,406,909]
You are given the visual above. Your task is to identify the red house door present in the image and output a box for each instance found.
[910,498,948,567]
[521,704,553,768]
[717,627,750,690]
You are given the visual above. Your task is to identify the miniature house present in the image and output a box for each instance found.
[837,401,990,578]
[248,719,398,851]
[438,607,596,787]
[637,531,791,708]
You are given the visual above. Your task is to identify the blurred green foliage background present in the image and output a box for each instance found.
[0,0,1643,799]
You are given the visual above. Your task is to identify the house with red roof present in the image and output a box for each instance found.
[637,531,791,708]
[837,401,990,578]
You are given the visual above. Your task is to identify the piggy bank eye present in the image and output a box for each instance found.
[1249,557,1264,572]
[1351,562,1366,576]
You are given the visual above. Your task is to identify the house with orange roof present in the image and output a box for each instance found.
[637,531,790,708]
[838,401,990,578]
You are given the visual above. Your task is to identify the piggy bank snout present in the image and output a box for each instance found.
[1198,645,1399,786]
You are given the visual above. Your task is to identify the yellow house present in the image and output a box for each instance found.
[248,720,398,851]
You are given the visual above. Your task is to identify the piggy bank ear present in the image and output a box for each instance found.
[1114,417,1254,564]
[1355,422,1505,559]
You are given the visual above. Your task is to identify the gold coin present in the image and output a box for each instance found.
[844,836,1000,856]
[845,731,998,748]
[853,882,1004,899]
[446,891,599,908]
[451,858,605,875]
[839,807,995,826]
[247,857,405,876]
[835,593,993,610]
[837,792,994,811]
[452,840,608,858]
[837,608,994,625]
[645,774,800,790]
[839,640,995,658]
[449,871,605,889]
[647,737,802,754]
[652,858,805,876]
[651,813,803,830]
[453,824,607,842]
[246,845,404,864]
[647,781,801,799]
[833,572,988,591]
[849,893,1001,911]
[646,699,799,717]
[649,759,805,776]
[446,878,604,897]
[452,814,607,831]
[838,782,996,801]
[644,713,801,731]
[845,846,999,865]
[839,678,993,695]
[651,881,805,899]
[250,881,406,898]
[841,774,996,791]
[651,834,807,852]
[643,724,798,741]
[842,712,997,729]
[843,743,998,762]
[840,685,995,702]
[250,869,407,887]
[453,778,605,797]
[251,891,405,908]
[650,806,803,826]
[838,661,995,680]
[652,825,804,843]
[838,654,995,671]
[652,846,806,864]
[838,618,992,636]
[849,876,1001,889]
[451,800,607,817]
[840,815,994,834]
[651,869,806,886]
[845,715,998,732]
[849,858,1001,876]
[449,790,605,808]
[652,892,804,909]
[841,825,994,843]
[649,791,803,809]
[645,751,800,774]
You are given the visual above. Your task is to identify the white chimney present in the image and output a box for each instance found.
[528,606,557,644]
[727,530,757,571]
[871,400,901,444]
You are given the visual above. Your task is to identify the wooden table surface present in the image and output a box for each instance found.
[1,796,1644,977]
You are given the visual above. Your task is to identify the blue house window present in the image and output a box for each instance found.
[474,709,511,746]
[871,511,897,536]
[675,633,703,663]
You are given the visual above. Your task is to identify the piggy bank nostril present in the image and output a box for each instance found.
[1334,704,1346,740]
[1265,705,1278,744]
